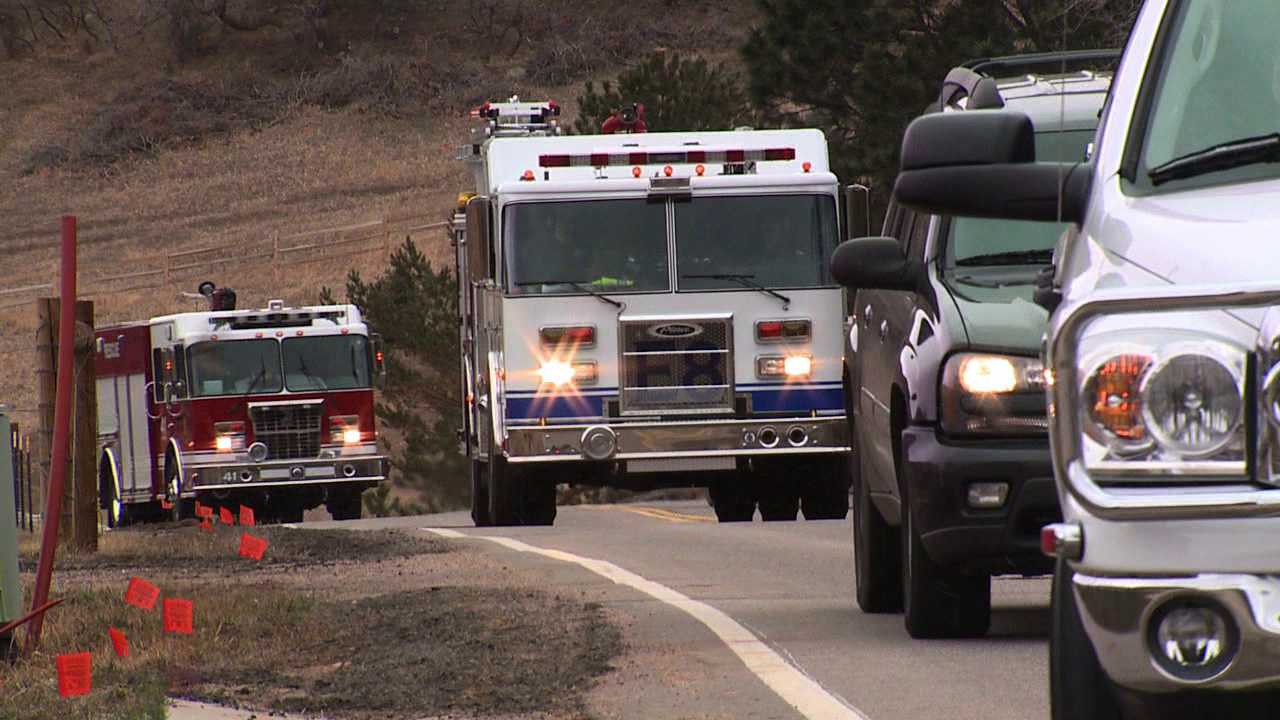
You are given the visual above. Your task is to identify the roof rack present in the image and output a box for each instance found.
[935,49,1121,112]
[965,49,1122,78]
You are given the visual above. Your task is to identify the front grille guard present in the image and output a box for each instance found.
[1047,281,1280,521]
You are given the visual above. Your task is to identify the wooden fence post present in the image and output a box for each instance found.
[33,299,54,517]
[41,299,97,551]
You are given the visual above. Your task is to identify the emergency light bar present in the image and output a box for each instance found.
[539,147,796,168]
[213,310,346,330]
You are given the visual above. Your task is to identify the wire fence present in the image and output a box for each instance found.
[0,215,451,311]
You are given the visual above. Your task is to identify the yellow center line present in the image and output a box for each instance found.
[578,504,715,524]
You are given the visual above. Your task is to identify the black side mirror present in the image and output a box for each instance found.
[831,237,921,292]
[894,110,1091,224]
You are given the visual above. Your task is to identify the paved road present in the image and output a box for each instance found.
[322,501,1052,720]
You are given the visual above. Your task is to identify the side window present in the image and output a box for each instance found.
[173,349,188,399]
[151,348,165,403]
[884,203,909,245]
[906,212,931,262]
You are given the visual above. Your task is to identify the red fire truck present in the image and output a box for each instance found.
[94,284,387,525]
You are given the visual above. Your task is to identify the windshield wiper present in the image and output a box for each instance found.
[515,279,623,309]
[954,249,1054,267]
[243,356,269,396]
[1149,133,1280,186]
[682,273,791,309]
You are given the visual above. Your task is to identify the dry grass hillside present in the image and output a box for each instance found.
[0,0,754,430]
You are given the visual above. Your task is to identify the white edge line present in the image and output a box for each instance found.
[422,527,869,720]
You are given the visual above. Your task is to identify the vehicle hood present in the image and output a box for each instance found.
[944,280,1048,353]
[1082,176,1280,331]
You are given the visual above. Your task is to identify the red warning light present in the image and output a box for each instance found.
[521,170,535,181]
[632,166,643,178]
[695,165,705,176]
[802,161,812,173]
[663,165,674,177]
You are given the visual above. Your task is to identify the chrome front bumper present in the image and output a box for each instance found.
[186,455,387,492]
[1074,573,1280,693]
[505,416,849,463]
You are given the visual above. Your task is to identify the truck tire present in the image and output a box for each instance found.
[710,480,755,522]
[853,446,903,613]
[107,486,132,529]
[1050,558,1123,720]
[523,472,557,526]
[325,488,363,521]
[470,460,492,527]
[756,478,799,521]
[801,455,851,520]
[487,457,556,526]
[901,477,990,639]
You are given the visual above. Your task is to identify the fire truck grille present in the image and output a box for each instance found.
[250,402,322,460]
[619,317,734,415]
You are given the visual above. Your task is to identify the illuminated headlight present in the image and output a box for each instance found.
[940,353,1046,436]
[330,415,361,445]
[538,360,597,388]
[1077,333,1247,472]
[757,355,812,379]
[214,421,245,452]
[958,356,1019,393]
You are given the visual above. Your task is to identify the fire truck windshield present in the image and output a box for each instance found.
[675,194,838,291]
[504,199,669,295]
[188,340,283,397]
[283,335,372,391]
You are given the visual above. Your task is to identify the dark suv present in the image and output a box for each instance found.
[834,51,1116,638]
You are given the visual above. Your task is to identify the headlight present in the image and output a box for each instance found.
[1081,351,1153,455]
[940,353,1047,436]
[1076,332,1247,474]
[1141,348,1244,458]
[538,360,597,388]
[214,421,245,452]
[330,415,361,445]
[756,354,812,379]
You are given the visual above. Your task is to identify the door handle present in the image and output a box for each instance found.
[879,320,889,339]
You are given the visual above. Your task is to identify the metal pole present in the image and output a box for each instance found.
[0,407,21,630]
[26,215,77,651]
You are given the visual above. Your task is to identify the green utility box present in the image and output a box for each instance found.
[0,406,22,637]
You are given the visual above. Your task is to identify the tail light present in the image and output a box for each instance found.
[756,319,811,343]
[539,325,596,348]
[330,415,362,445]
[214,421,245,452]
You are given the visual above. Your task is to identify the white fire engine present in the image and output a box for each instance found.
[94,284,387,525]
[453,99,851,526]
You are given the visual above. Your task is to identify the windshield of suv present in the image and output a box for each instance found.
[1138,0,1280,190]
[188,339,283,397]
[283,335,371,392]
[947,130,1096,269]
[504,199,669,295]
[676,195,838,290]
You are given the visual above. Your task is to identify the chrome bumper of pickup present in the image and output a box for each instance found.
[1074,572,1280,693]
[505,416,849,464]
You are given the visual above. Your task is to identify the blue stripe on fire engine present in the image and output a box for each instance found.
[504,385,843,419]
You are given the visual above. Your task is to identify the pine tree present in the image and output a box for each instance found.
[741,0,1140,221]
[573,51,747,134]
[324,238,468,515]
